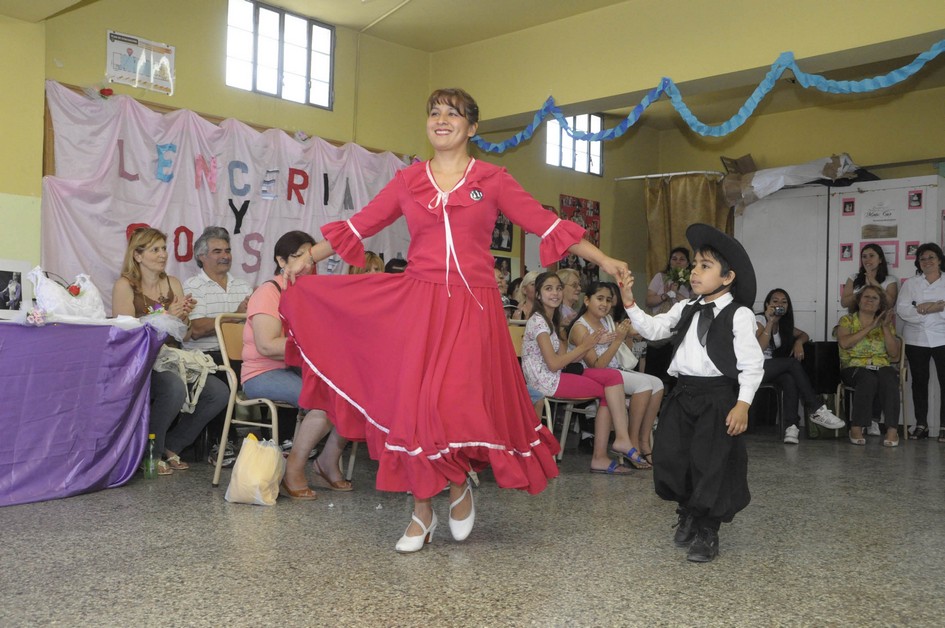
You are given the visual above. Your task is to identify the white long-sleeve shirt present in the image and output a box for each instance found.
[626,292,764,405]
[896,273,945,347]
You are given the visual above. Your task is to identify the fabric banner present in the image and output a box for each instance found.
[42,80,410,312]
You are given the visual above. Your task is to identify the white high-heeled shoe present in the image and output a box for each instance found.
[395,511,437,553]
[448,482,475,541]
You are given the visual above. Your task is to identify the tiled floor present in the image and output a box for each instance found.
[1,430,942,626]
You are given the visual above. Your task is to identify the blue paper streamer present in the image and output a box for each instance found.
[471,38,945,153]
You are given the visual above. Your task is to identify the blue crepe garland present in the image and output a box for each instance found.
[471,38,945,153]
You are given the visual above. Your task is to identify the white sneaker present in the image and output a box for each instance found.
[809,405,845,430]
[867,421,881,436]
[783,425,800,444]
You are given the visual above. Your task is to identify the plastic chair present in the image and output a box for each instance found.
[211,313,288,487]
[542,396,597,461]
[212,313,360,486]
[755,382,784,432]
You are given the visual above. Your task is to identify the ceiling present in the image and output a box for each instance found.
[5,1,945,133]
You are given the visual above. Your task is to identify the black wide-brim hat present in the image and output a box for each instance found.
[686,223,756,307]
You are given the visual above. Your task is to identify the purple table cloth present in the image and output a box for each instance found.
[0,322,164,506]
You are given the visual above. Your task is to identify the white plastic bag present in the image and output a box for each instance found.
[616,342,639,371]
[224,435,286,506]
[27,266,107,320]
[140,311,190,343]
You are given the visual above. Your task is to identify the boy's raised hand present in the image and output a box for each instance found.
[617,268,635,306]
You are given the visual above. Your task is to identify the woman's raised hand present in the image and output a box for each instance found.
[284,253,314,285]
[600,256,629,279]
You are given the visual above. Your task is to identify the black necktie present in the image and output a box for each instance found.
[695,301,715,347]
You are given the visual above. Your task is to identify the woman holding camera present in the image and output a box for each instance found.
[756,289,844,444]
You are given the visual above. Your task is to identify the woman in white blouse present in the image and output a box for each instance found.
[842,243,898,311]
[896,242,945,442]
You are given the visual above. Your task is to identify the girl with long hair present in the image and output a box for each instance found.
[522,272,638,473]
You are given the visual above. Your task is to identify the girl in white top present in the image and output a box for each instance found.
[841,243,898,310]
[896,242,945,442]
[569,281,664,467]
[521,272,638,474]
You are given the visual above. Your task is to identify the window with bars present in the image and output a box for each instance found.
[545,114,603,175]
[226,0,334,109]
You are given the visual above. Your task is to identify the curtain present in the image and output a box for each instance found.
[644,174,731,279]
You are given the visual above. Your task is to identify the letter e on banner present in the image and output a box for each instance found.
[156,143,177,182]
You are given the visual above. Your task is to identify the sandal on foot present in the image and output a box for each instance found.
[626,447,652,470]
[279,479,317,501]
[640,451,654,465]
[590,460,633,475]
[156,460,173,476]
[910,425,929,440]
[165,454,189,470]
[311,458,353,492]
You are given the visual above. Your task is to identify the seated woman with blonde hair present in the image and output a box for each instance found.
[511,270,539,322]
[837,285,901,446]
[557,268,582,327]
[112,227,228,475]
[348,251,384,274]
[242,230,351,498]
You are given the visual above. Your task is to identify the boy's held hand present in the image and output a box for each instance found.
[725,401,750,436]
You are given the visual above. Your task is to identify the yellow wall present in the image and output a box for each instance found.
[658,85,945,173]
[431,0,945,119]
[42,0,430,156]
[5,0,945,272]
[476,120,659,302]
[0,16,45,263]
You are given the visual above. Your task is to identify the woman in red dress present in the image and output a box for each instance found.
[281,88,629,552]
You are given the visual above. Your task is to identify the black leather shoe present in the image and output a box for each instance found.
[673,511,695,547]
[687,527,719,563]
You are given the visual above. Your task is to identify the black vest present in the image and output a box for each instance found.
[670,300,741,379]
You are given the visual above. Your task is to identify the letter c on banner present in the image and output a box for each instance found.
[174,226,194,262]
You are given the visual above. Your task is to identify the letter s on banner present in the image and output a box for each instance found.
[242,233,264,273]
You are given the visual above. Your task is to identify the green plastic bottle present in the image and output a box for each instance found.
[143,433,157,479]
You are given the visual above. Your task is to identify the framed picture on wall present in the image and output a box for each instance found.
[839,243,853,261]
[559,194,601,285]
[908,190,924,209]
[871,240,899,268]
[0,259,33,321]
[842,198,855,216]
[905,241,919,260]
[491,211,513,252]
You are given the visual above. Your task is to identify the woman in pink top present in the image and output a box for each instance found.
[242,230,350,500]
[281,88,629,553]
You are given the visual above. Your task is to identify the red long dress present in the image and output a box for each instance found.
[280,158,585,499]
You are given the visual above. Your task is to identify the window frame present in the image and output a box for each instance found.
[545,113,604,176]
[227,0,335,110]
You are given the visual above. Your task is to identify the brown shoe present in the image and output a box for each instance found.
[312,458,353,492]
[279,479,317,501]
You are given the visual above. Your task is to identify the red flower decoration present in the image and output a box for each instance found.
[99,88,114,98]
[67,284,81,296]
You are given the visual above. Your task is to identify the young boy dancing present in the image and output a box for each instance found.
[617,224,764,563]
